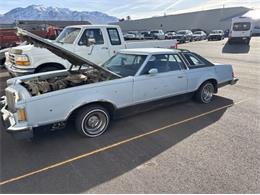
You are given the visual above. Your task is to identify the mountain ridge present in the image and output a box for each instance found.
[0,5,118,24]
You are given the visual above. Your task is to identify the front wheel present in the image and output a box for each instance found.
[75,105,110,137]
[195,82,215,104]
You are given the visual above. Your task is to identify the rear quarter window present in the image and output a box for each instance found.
[182,53,214,68]
[107,28,121,45]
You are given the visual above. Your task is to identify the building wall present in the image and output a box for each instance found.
[113,7,250,33]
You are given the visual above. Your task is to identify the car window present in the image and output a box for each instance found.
[78,29,104,46]
[103,53,147,77]
[107,28,121,45]
[141,54,182,74]
[56,28,81,44]
[183,53,205,66]
[233,22,251,31]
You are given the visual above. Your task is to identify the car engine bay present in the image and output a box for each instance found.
[21,69,110,96]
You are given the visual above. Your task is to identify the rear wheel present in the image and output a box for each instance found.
[75,105,110,137]
[195,82,215,104]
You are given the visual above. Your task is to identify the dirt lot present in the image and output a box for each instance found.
[0,38,259,193]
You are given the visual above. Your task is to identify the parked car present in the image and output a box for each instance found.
[165,31,176,39]
[123,32,136,40]
[208,30,224,41]
[175,30,193,43]
[192,31,207,41]
[141,31,153,39]
[4,26,177,77]
[252,26,260,36]
[1,30,238,139]
[150,30,165,40]
[124,31,144,40]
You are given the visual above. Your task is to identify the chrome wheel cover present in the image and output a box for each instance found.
[82,109,108,136]
[201,83,214,103]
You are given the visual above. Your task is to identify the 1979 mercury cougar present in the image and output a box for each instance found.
[1,29,238,139]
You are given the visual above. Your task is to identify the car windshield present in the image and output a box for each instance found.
[151,31,159,33]
[194,31,201,34]
[102,53,147,77]
[177,31,186,34]
[56,28,81,44]
[211,30,221,34]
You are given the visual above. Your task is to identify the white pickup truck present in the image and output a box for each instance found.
[1,29,238,139]
[4,25,177,77]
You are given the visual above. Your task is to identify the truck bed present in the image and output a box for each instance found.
[126,39,177,49]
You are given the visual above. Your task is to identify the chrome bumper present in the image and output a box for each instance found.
[1,96,33,139]
[4,62,35,77]
[230,78,239,85]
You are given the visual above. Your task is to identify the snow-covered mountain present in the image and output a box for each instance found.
[0,5,118,24]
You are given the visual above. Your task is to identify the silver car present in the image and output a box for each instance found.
[1,30,238,139]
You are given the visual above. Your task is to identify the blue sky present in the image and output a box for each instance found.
[1,0,260,19]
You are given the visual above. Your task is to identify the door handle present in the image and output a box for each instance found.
[102,47,109,50]
[178,76,184,79]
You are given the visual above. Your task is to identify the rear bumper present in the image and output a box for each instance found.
[0,97,33,139]
[228,37,251,43]
[230,78,239,85]
[218,78,239,88]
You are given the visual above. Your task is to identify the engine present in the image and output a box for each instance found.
[22,70,108,96]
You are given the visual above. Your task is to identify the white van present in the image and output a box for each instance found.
[228,16,253,44]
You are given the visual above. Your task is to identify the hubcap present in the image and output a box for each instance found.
[202,83,214,102]
[82,109,108,136]
[88,115,100,128]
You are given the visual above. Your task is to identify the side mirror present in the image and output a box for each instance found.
[148,68,158,75]
[87,38,96,47]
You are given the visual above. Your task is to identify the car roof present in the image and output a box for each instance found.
[65,24,119,28]
[119,48,179,55]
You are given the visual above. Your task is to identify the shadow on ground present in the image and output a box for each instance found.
[0,96,233,193]
[222,42,250,54]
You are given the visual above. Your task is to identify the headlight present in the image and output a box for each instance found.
[15,55,30,66]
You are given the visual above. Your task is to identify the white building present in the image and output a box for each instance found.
[113,7,259,34]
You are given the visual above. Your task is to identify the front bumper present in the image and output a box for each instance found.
[4,62,35,77]
[1,96,33,139]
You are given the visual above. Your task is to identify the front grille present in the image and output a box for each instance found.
[9,53,16,65]
[5,89,16,113]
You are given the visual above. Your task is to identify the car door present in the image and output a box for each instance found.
[74,28,110,65]
[133,54,188,104]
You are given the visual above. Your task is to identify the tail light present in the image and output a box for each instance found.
[232,71,235,78]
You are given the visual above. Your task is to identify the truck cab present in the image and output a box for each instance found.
[5,25,126,76]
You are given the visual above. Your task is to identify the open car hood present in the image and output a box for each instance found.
[17,28,120,79]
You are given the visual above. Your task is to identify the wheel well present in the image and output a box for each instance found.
[201,79,218,93]
[35,63,65,73]
[68,101,116,120]
[0,57,6,65]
